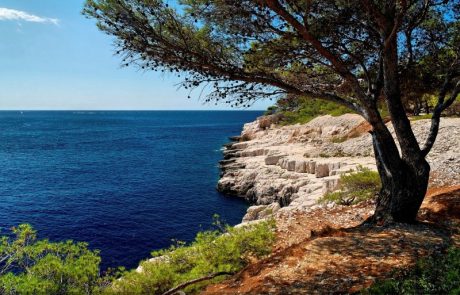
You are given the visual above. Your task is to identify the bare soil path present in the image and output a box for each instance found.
[204,186,460,294]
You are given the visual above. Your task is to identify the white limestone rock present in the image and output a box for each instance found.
[265,154,284,165]
[217,114,460,222]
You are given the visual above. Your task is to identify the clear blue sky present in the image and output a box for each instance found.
[0,0,271,110]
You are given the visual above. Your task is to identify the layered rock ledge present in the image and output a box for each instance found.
[218,114,460,222]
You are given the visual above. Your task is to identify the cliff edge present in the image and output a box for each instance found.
[205,114,460,294]
[218,114,460,222]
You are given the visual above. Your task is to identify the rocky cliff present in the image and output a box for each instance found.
[218,114,460,222]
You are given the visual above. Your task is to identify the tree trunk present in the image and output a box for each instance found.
[363,19,431,224]
[369,128,430,224]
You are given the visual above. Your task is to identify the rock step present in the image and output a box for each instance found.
[315,162,341,178]
[228,135,241,142]
[268,156,346,179]
[298,183,323,194]
[322,176,341,194]
[240,148,269,157]
[232,142,249,150]
[242,203,281,223]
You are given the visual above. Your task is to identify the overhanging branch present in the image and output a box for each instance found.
[263,0,369,102]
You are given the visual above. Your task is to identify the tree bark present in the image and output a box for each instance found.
[362,15,431,224]
[369,126,430,224]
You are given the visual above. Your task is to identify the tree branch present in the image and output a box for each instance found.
[360,0,389,30]
[421,79,460,157]
[162,271,234,295]
[225,72,363,114]
[263,0,368,102]
[384,11,404,50]
[373,51,385,102]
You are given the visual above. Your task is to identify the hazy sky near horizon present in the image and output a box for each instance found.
[0,0,271,110]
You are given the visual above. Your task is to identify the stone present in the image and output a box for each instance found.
[278,158,285,169]
[330,167,352,176]
[279,158,289,170]
[217,113,459,222]
[315,163,330,178]
[228,135,241,142]
[242,205,267,222]
[287,160,296,171]
[242,202,281,222]
[265,155,284,165]
[295,160,307,173]
[322,176,341,194]
[232,142,248,150]
[241,148,266,157]
[307,161,316,174]
[258,113,283,129]
[330,162,342,172]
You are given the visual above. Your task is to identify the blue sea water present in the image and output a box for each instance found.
[0,111,261,269]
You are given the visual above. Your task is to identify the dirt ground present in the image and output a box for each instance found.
[203,185,460,294]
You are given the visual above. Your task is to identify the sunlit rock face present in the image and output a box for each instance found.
[218,114,460,222]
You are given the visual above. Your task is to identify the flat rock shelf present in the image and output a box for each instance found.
[218,114,460,222]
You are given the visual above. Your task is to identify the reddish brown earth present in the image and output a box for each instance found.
[203,186,460,294]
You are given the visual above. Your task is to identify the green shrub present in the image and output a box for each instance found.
[0,219,276,295]
[278,97,351,125]
[364,247,460,294]
[264,105,278,115]
[0,224,109,295]
[266,95,396,126]
[318,166,381,205]
[107,217,276,294]
[410,113,433,121]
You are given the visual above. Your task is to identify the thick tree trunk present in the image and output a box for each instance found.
[369,128,430,224]
[363,19,431,224]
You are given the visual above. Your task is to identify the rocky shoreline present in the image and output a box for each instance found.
[218,114,460,222]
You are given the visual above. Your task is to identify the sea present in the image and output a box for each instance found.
[0,111,262,269]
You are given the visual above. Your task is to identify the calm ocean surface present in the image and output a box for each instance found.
[0,111,261,269]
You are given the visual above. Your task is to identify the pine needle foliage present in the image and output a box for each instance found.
[0,224,108,295]
[319,166,381,206]
[106,217,276,294]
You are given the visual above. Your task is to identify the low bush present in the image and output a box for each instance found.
[107,217,276,294]
[279,97,351,125]
[264,105,278,116]
[0,224,109,295]
[364,247,460,294]
[0,218,276,295]
[318,166,381,205]
[410,113,433,121]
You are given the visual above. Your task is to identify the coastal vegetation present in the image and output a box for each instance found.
[364,247,460,294]
[110,217,275,294]
[0,219,275,295]
[265,96,351,125]
[264,92,459,126]
[0,224,107,295]
[2,0,459,293]
[84,0,460,224]
[318,166,381,206]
